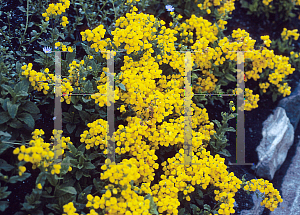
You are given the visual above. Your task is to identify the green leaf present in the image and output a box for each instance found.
[272,93,278,102]
[1,85,14,96]
[9,118,23,128]
[117,83,126,91]
[0,159,14,171]
[0,201,9,212]
[197,189,203,198]
[0,112,11,124]
[76,170,83,180]
[218,149,231,157]
[84,162,95,169]
[212,120,222,128]
[225,73,236,82]
[60,157,72,175]
[8,172,31,183]
[34,173,46,191]
[18,113,35,128]
[68,143,77,155]
[223,127,236,132]
[21,101,40,114]
[66,51,76,64]
[204,204,211,211]
[66,124,76,134]
[59,186,77,195]
[84,81,94,93]
[289,12,296,17]
[46,173,58,186]
[7,101,20,119]
[178,208,185,215]
[74,104,82,111]
[14,79,30,94]
[144,194,159,215]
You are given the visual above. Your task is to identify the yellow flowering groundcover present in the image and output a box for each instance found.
[1,0,299,214]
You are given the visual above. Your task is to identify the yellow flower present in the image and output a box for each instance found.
[55,42,61,47]
[37,183,42,189]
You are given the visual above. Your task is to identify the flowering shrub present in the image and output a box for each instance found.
[240,0,300,21]
[0,0,297,214]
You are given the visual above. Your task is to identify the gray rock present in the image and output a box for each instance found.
[270,140,300,215]
[240,190,265,215]
[278,82,300,130]
[255,107,294,180]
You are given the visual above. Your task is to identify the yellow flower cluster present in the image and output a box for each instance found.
[261,35,272,47]
[55,41,73,52]
[21,63,50,95]
[218,28,295,107]
[278,82,291,97]
[244,179,283,211]
[81,25,110,58]
[80,118,107,150]
[82,159,151,214]
[281,28,299,41]
[61,16,69,27]
[63,202,79,215]
[259,82,270,93]
[42,0,70,22]
[59,78,74,104]
[112,10,158,55]
[235,88,259,111]
[262,0,273,6]
[21,62,75,104]
[196,0,236,16]
[13,129,72,175]
[153,149,242,214]
[193,70,218,93]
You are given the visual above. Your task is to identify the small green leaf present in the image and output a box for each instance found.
[0,112,11,124]
[225,73,236,82]
[68,143,77,155]
[59,186,77,195]
[66,124,76,134]
[1,85,14,96]
[84,162,95,169]
[9,118,23,128]
[0,159,14,171]
[223,127,236,132]
[0,201,9,212]
[8,172,31,183]
[7,101,20,119]
[178,208,185,215]
[74,104,82,111]
[144,194,159,215]
[21,101,40,114]
[117,83,126,91]
[14,79,30,94]
[66,51,76,64]
[18,113,35,128]
[272,93,278,102]
[76,170,83,180]
[218,149,231,157]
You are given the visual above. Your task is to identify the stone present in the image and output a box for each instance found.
[240,190,265,215]
[255,107,294,180]
[278,82,300,130]
[270,140,300,215]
